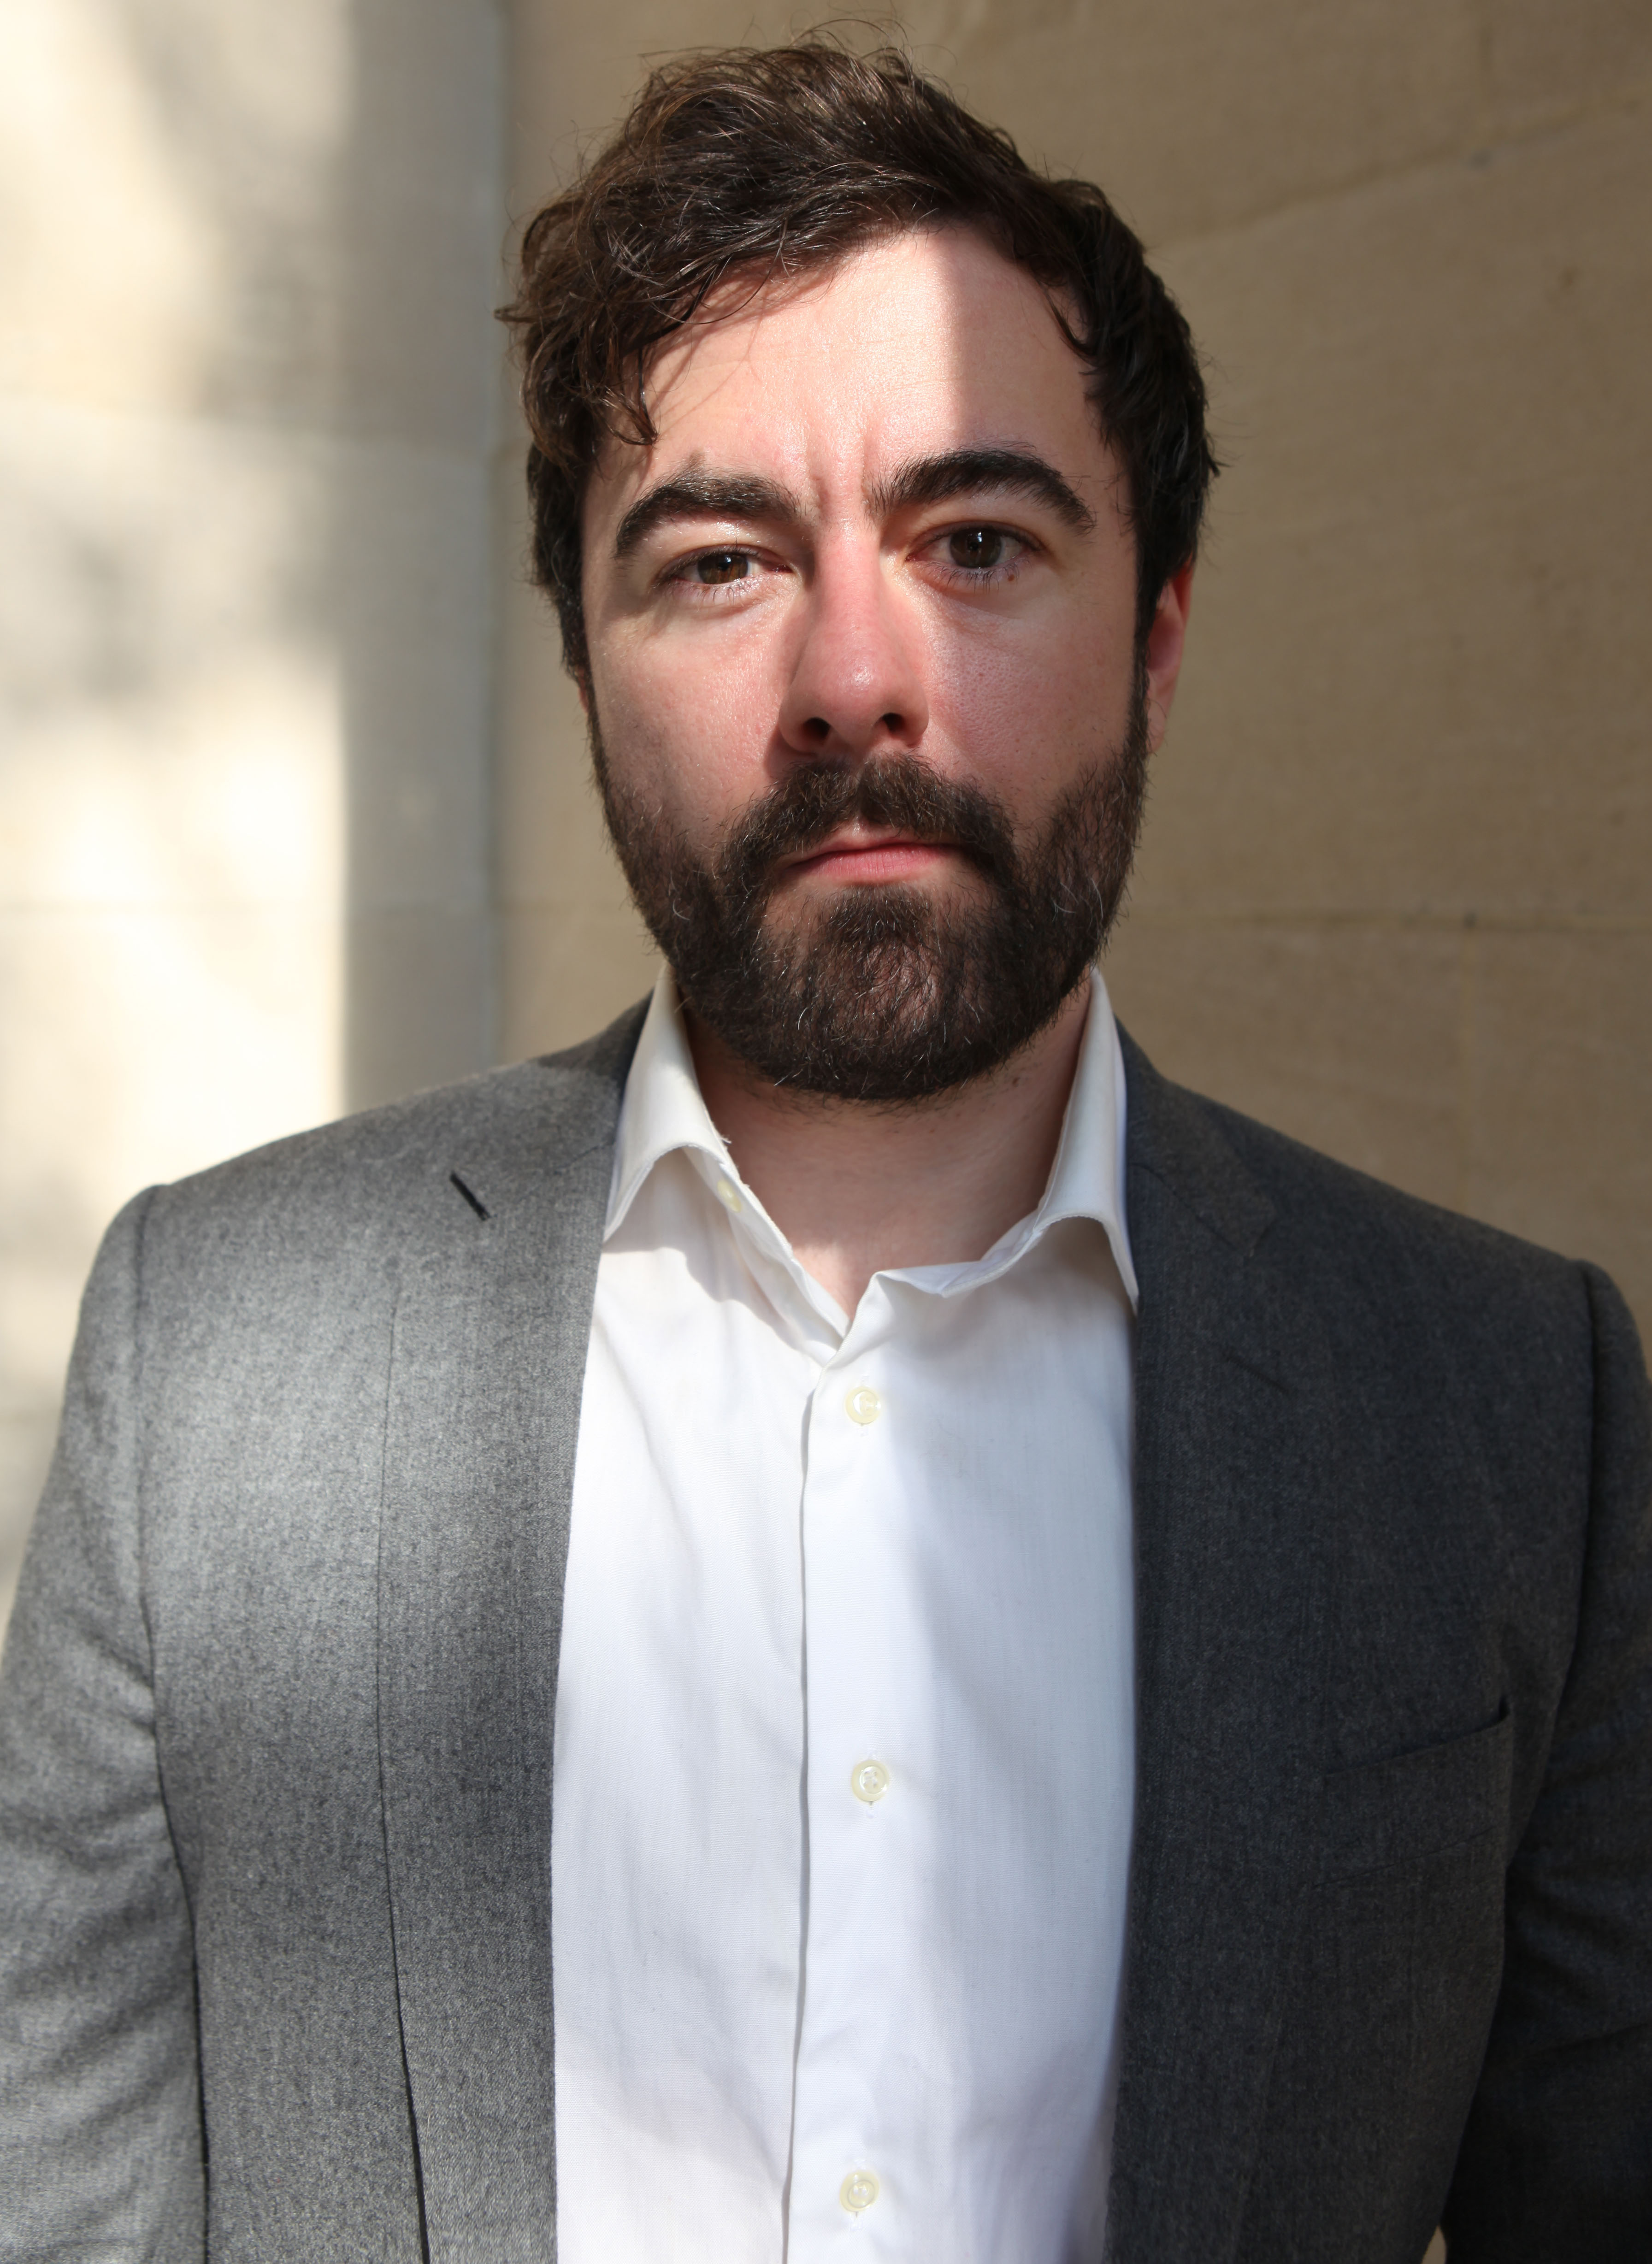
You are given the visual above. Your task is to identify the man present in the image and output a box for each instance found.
[0,41,1648,2264]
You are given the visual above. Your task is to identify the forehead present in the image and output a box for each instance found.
[588,223,1113,524]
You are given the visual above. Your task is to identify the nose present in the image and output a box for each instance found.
[777,545,929,760]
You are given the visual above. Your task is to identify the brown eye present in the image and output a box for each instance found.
[947,527,1006,572]
[694,549,749,584]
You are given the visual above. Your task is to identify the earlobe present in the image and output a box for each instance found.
[1144,563,1194,752]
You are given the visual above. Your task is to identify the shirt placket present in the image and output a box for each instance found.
[787,1282,926,2255]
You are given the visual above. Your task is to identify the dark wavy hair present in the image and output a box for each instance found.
[499,40,1217,680]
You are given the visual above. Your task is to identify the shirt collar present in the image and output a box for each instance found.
[606,964,1137,1311]
[606,971,736,1238]
[1023,964,1139,1308]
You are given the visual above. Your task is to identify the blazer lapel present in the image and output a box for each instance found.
[1105,1036,1337,2264]
[376,1008,643,2262]
[376,1009,1330,2259]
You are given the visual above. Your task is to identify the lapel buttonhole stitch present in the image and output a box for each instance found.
[448,1171,491,1222]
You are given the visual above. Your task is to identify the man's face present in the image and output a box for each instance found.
[579,222,1189,1100]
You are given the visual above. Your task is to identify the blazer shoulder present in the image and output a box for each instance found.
[1121,1028,1622,1361]
[132,999,649,1268]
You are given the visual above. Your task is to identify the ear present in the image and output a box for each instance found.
[1143,563,1194,754]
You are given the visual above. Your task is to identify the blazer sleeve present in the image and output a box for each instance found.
[0,1192,205,2263]
[1443,1261,1652,2262]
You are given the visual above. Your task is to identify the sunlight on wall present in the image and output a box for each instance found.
[0,0,354,1632]
[1,0,219,407]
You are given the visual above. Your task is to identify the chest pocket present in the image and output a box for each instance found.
[1319,1706,1514,1880]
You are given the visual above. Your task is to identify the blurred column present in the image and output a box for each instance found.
[0,0,503,1632]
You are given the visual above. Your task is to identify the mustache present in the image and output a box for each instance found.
[717,756,1021,906]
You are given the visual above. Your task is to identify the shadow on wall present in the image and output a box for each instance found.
[331,0,501,1115]
[0,0,502,1636]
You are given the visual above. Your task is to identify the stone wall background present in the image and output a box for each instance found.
[5,0,1650,1734]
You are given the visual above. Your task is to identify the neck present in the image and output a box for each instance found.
[684,981,1093,1315]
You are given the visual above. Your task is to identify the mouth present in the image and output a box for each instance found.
[779,827,958,887]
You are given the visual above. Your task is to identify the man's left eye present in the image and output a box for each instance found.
[946,527,1008,571]
[690,550,750,584]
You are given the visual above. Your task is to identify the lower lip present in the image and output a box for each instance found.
[790,841,953,885]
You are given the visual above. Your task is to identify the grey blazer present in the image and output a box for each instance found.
[1,1009,1648,2263]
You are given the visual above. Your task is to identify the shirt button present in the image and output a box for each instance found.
[839,2169,881,2215]
[845,1385,881,1425]
[715,1178,743,1214]
[851,1758,891,1804]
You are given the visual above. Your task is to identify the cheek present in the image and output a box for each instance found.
[591,625,782,839]
[926,611,1125,800]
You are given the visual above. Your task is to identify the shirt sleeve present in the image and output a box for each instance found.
[1442,1261,1652,2261]
[0,1191,205,2263]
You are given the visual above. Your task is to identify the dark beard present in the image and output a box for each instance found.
[592,700,1149,1104]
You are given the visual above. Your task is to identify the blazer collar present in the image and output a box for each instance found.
[376,1003,645,2257]
[1105,1031,1337,2264]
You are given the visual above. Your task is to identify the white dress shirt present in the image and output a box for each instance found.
[552,967,1139,2263]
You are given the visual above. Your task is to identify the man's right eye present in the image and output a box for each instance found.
[947,526,1007,571]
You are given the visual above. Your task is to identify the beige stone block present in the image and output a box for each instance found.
[335,435,493,912]
[497,677,604,918]
[501,730,628,925]
[494,632,643,1055]
[495,447,649,1052]
[0,0,502,446]
[1139,99,1652,920]
[507,1,1481,246]
[0,396,494,1072]
[494,467,610,908]
[1464,927,1652,1344]
[329,0,505,449]
[0,1405,56,1661]
[1135,466,1652,921]
[507,2,882,200]
[0,907,343,1222]
[908,0,1481,242]
[0,0,274,415]
[1485,0,1652,135]
[345,905,495,1110]
[0,401,340,920]
[1159,100,1652,539]
[501,901,660,1062]
[0,402,490,898]
[1103,916,1463,1209]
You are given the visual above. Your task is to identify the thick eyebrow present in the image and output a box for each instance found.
[613,472,803,561]
[870,447,1096,534]
[611,446,1095,564]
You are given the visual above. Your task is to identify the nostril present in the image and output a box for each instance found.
[803,716,831,743]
